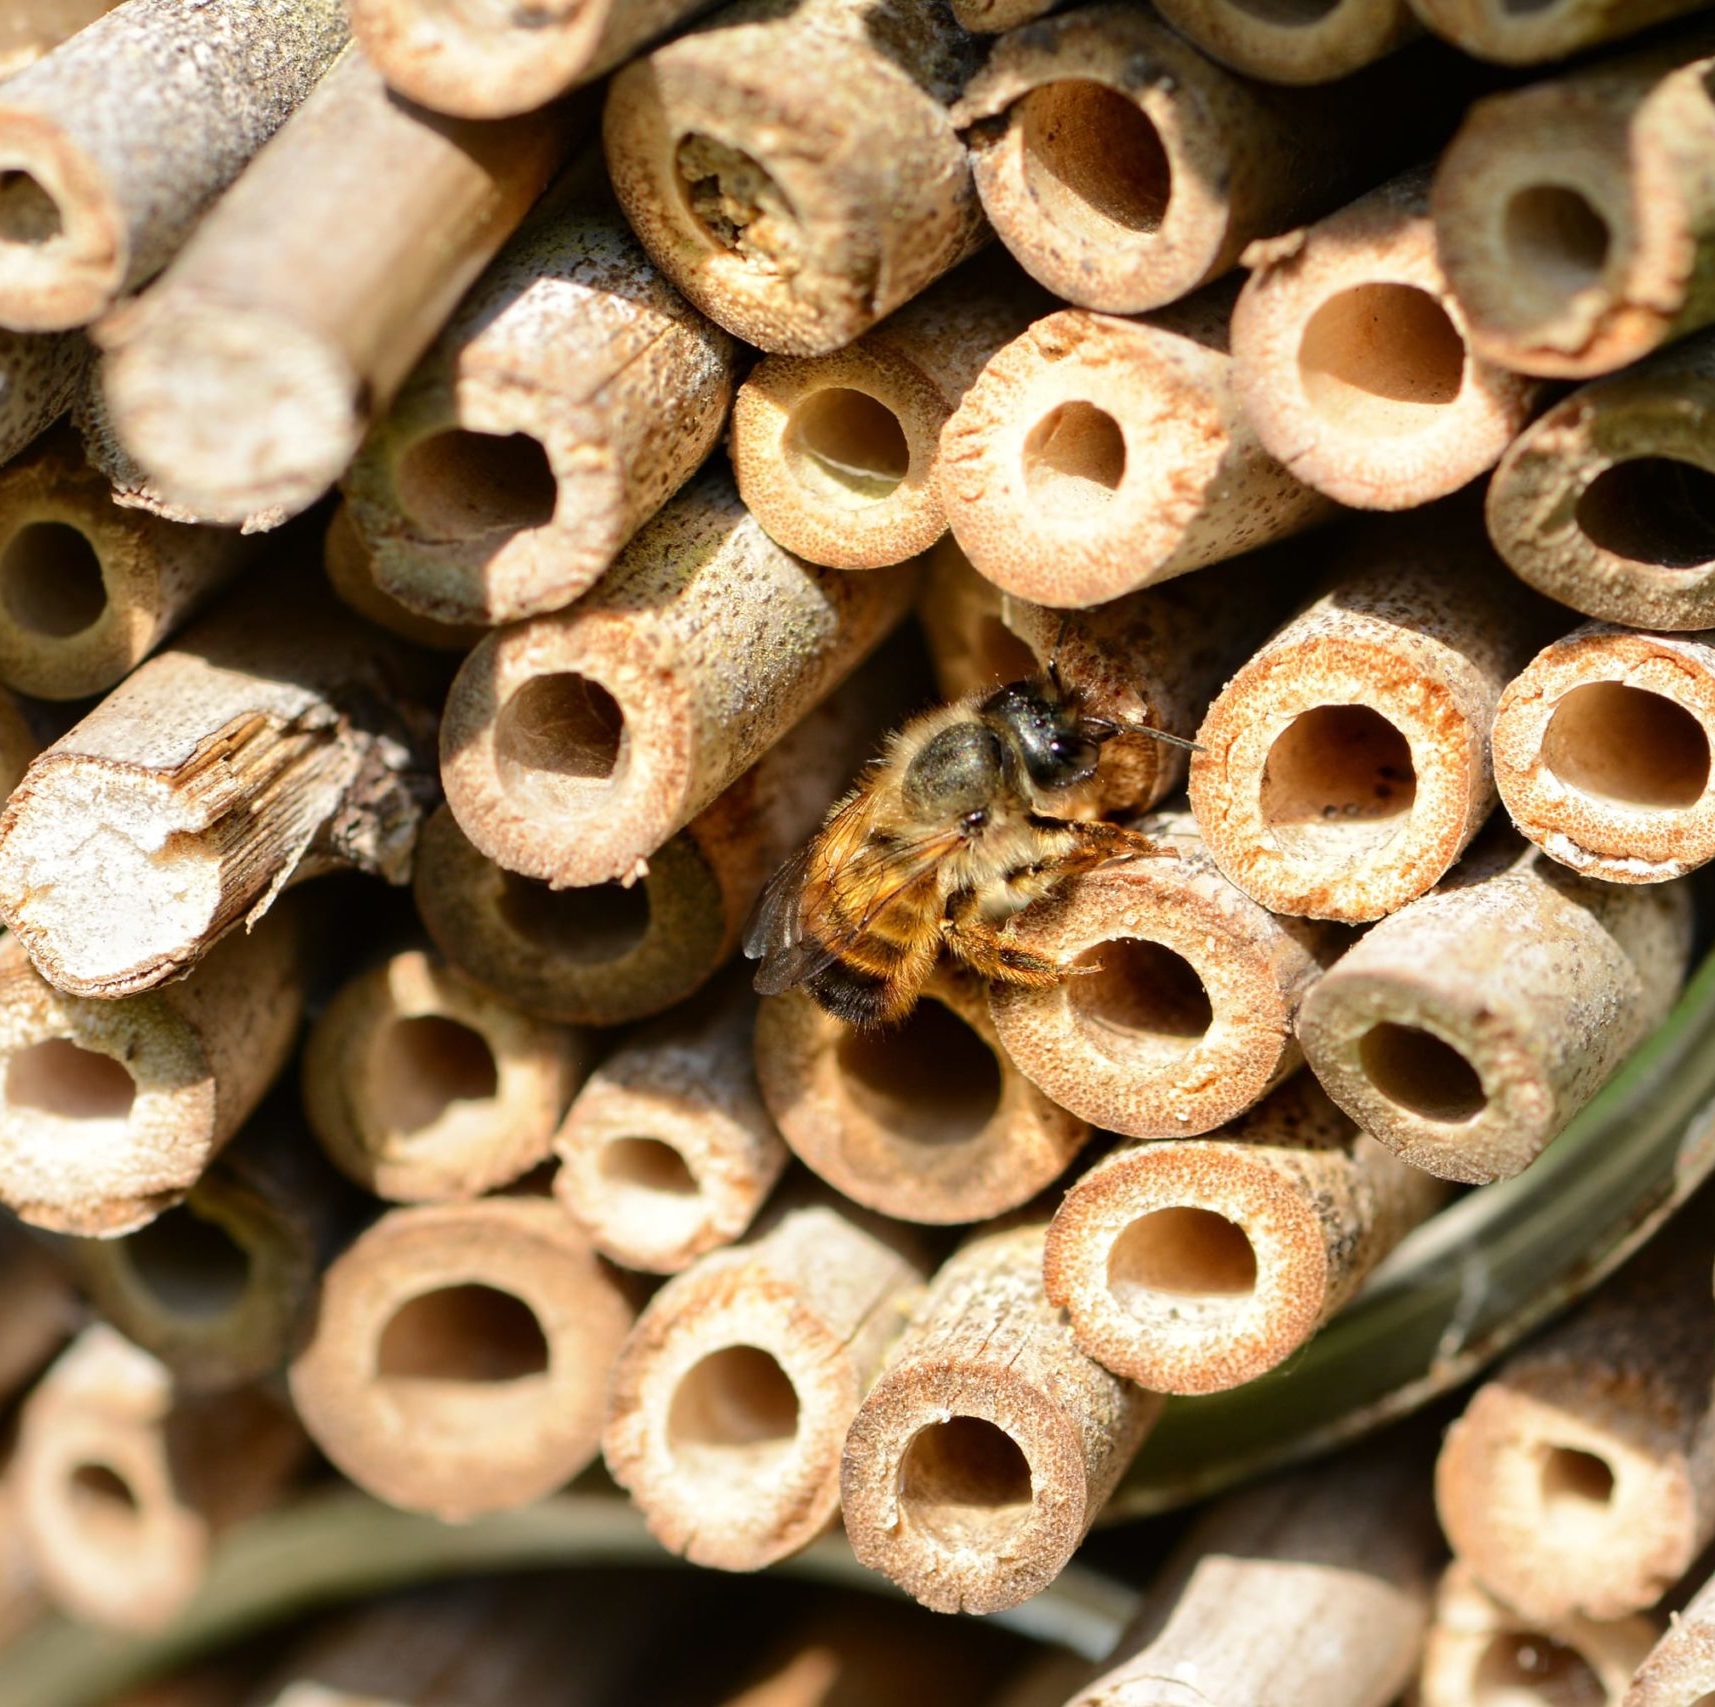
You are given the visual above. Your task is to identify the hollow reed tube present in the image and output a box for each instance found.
[322,502,484,653]
[1150,0,1417,84]
[0,1,122,82]
[1626,1565,1715,1707]
[1406,0,1709,65]
[0,328,84,465]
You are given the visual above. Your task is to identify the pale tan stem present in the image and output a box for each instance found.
[302,948,589,1204]
[15,1325,305,1631]
[0,434,252,700]
[1187,520,1550,921]
[439,465,916,888]
[554,986,786,1273]
[1485,331,1715,631]
[1074,1449,1437,1707]
[0,328,84,464]
[1626,1566,1715,1707]
[97,45,579,526]
[988,810,1341,1140]
[0,0,348,332]
[0,585,438,999]
[1044,1077,1447,1394]
[0,1,121,82]
[1233,166,1541,510]
[755,972,1091,1224]
[731,259,1046,567]
[842,1219,1160,1614]
[950,0,1054,30]
[604,1193,925,1569]
[1422,1564,1660,1707]
[939,287,1335,607]
[1150,0,1417,82]
[1407,0,1710,64]
[345,176,736,626]
[323,503,484,653]
[0,912,304,1236]
[1297,835,1694,1184]
[1436,1234,1715,1625]
[1432,29,1715,377]
[287,1196,635,1520]
[603,0,987,356]
[0,1214,76,1402]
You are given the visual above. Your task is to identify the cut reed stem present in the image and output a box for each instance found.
[1151,0,1417,83]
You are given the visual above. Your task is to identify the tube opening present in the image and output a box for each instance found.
[497,873,652,965]
[976,616,1039,686]
[1069,938,1213,1053]
[1540,1445,1615,1514]
[1023,402,1126,513]
[67,1463,140,1545]
[6,1038,136,1124]
[371,1014,499,1136]
[1503,185,1611,308]
[376,1283,549,1383]
[126,1205,251,1322]
[1227,0,1343,19]
[394,429,558,540]
[899,1416,1034,1548]
[1259,704,1416,856]
[668,1345,801,1458]
[836,998,1003,1147]
[1298,284,1466,437]
[1,521,107,638]
[1473,1632,1603,1707]
[675,133,799,274]
[0,171,63,246]
[1107,1208,1258,1320]
[1575,457,1715,572]
[1016,81,1171,239]
[1358,1022,1486,1124]
[495,672,625,802]
[785,388,910,504]
[1501,0,1561,12]
[1541,682,1710,810]
[599,1135,698,1198]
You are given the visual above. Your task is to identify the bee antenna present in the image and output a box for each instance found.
[1121,720,1206,754]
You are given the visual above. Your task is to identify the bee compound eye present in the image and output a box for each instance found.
[963,809,988,831]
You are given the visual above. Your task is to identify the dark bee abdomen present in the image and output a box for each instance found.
[805,959,895,1028]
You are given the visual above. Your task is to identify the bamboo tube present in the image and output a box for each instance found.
[70,1112,357,1392]
[303,948,589,1204]
[0,585,437,1000]
[1437,1234,1715,1624]
[1484,333,1715,633]
[0,0,348,333]
[754,972,1091,1224]
[287,1196,635,1520]
[440,466,915,887]
[1421,1565,1660,1707]
[554,987,786,1273]
[1627,1567,1715,1707]
[950,0,1054,32]
[842,1219,1159,1615]
[1231,167,1540,510]
[1149,0,1417,83]
[0,1,121,82]
[604,1194,925,1570]
[344,180,737,627]
[1492,624,1715,885]
[1432,31,1715,379]
[0,912,303,1237]
[1296,837,1694,1184]
[0,328,84,465]
[15,1326,305,1631]
[731,260,1045,569]
[0,434,252,700]
[955,9,1441,314]
[987,811,1341,1141]
[938,287,1335,607]
[1186,522,1547,922]
[1407,0,1709,64]
[0,1213,76,1402]
[1043,1077,1447,1394]
[323,503,484,653]
[96,46,579,529]
[602,0,986,357]
[1072,1449,1436,1707]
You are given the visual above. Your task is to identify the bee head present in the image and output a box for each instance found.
[979,678,1110,793]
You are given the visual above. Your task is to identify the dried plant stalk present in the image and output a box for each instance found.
[939,288,1334,607]
[1407,0,1708,64]
[1044,1078,1446,1394]
[440,466,915,888]
[0,1214,76,1403]
[287,1196,635,1520]
[0,913,303,1236]
[843,1219,1159,1614]
[754,973,1090,1224]
[603,0,986,356]
[1485,331,1715,632]
[0,0,348,331]
[0,435,252,699]
[0,586,437,999]
[988,811,1340,1140]
[322,503,484,653]
[303,949,589,1203]
[950,0,1053,30]
[1232,167,1540,510]
[1297,837,1694,1184]
[15,1326,305,1631]
[0,1,121,81]
[0,329,83,464]
[98,45,579,526]
[1432,31,1715,377]
[1151,0,1416,82]
[1626,1566,1715,1707]
[604,1195,925,1569]
[344,180,736,626]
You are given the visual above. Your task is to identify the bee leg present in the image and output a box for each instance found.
[942,890,1065,988]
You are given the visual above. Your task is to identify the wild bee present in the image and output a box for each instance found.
[744,670,1195,1029]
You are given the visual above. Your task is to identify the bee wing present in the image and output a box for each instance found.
[743,839,835,994]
